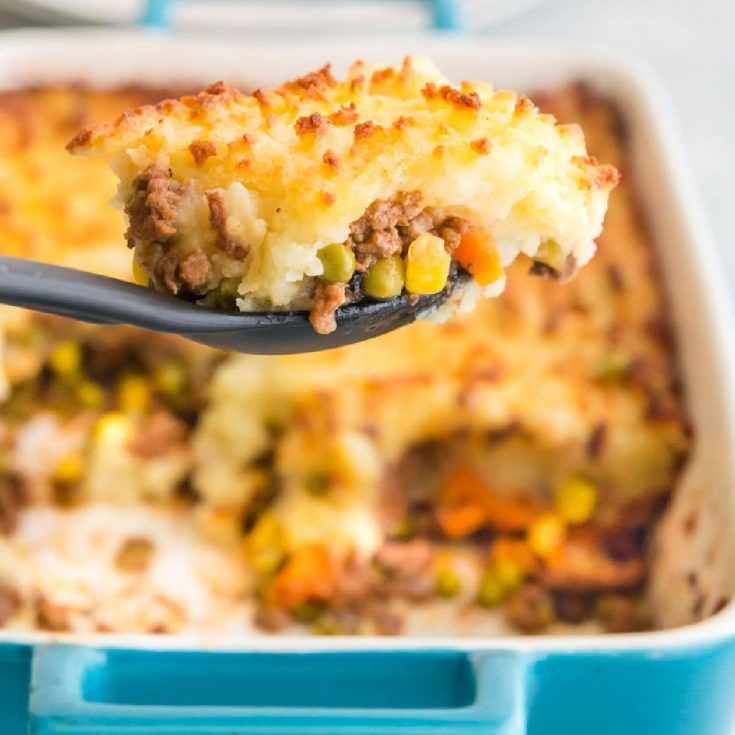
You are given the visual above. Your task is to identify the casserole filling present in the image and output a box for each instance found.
[0,83,698,636]
[68,58,618,333]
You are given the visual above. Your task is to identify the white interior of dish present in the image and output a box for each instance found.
[0,30,733,646]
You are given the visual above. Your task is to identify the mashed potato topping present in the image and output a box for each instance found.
[69,57,618,333]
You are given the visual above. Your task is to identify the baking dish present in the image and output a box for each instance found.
[0,28,734,735]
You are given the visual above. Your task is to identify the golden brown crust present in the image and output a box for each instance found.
[322,149,339,170]
[188,139,217,166]
[421,82,481,111]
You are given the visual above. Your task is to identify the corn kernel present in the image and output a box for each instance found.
[554,476,598,525]
[76,380,105,410]
[153,361,186,400]
[132,258,149,287]
[94,412,133,446]
[405,233,451,295]
[435,567,462,598]
[477,557,524,608]
[492,557,524,594]
[477,574,506,608]
[527,513,566,559]
[48,341,82,376]
[118,374,152,415]
[246,512,286,576]
[53,453,84,485]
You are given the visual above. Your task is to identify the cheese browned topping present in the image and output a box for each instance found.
[69,57,618,332]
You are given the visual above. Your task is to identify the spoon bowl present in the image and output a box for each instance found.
[0,256,460,354]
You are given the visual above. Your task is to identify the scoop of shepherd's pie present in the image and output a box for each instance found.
[68,56,618,334]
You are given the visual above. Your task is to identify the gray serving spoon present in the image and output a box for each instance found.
[0,256,460,354]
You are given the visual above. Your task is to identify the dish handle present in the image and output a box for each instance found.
[28,644,528,734]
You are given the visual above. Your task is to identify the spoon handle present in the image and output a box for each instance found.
[0,256,245,332]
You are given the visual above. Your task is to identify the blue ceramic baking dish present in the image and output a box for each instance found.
[0,30,733,735]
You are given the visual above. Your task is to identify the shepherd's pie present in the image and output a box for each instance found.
[0,81,694,636]
[68,58,618,333]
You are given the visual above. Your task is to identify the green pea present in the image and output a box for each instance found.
[318,243,356,283]
[391,519,414,540]
[153,361,186,400]
[291,601,323,623]
[312,615,343,636]
[363,255,405,299]
[76,380,105,410]
[200,278,241,310]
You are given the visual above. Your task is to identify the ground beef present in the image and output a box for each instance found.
[365,601,403,635]
[153,247,212,296]
[552,591,593,624]
[178,249,212,290]
[382,573,434,603]
[207,191,249,260]
[542,538,646,591]
[115,537,155,572]
[0,473,26,535]
[374,539,433,577]
[35,596,70,632]
[346,191,469,268]
[373,539,434,601]
[309,281,347,335]
[400,210,435,242]
[333,554,380,606]
[154,250,182,294]
[254,605,290,633]
[435,216,471,251]
[127,410,188,459]
[596,593,648,633]
[124,164,181,247]
[315,608,361,635]
[504,583,554,633]
[0,586,20,626]
[378,442,449,538]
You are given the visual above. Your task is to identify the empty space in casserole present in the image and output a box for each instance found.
[0,81,711,638]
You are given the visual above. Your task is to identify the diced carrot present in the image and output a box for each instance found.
[492,538,539,575]
[438,463,540,538]
[437,503,487,538]
[265,544,336,610]
[454,230,503,286]
[483,490,540,532]
[437,463,490,538]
